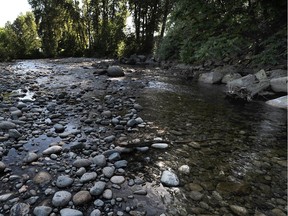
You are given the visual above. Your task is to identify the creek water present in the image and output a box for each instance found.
[1,59,286,215]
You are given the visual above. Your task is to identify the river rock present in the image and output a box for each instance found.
[127,119,137,127]
[189,191,203,201]
[10,203,30,216]
[80,172,97,183]
[42,145,62,155]
[0,121,16,130]
[33,206,53,216]
[8,129,21,139]
[54,124,65,133]
[0,193,14,202]
[56,175,74,188]
[104,135,115,143]
[114,160,127,168]
[102,166,115,178]
[270,77,287,93]
[229,205,248,215]
[151,143,169,149]
[92,155,106,167]
[33,171,52,185]
[52,191,72,207]
[102,189,113,199]
[90,209,102,216]
[108,152,121,161]
[60,208,83,216]
[161,170,179,187]
[0,161,6,172]
[72,191,92,206]
[266,95,288,109]
[90,181,106,196]
[23,152,38,163]
[178,165,190,174]
[107,66,125,77]
[110,176,125,184]
[73,158,92,168]
[198,72,224,84]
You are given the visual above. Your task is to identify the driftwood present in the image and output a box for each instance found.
[226,70,270,101]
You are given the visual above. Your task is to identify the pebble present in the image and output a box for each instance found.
[0,121,17,130]
[189,191,203,201]
[42,145,62,155]
[102,189,113,199]
[52,191,72,207]
[60,208,83,216]
[178,165,190,174]
[151,143,169,149]
[54,124,65,133]
[80,172,97,183]
[56,175,74,188]
[108,152,121,161]
[104,135,115,143]
[10,203,30,216]
[92,155,107,167]
[73,158,92,168]
[8,129,22,139]
[90,181,106,196]
[102,166,115,178]
[23,152,38,163]
[90,209,101,216]
[72,190,92,206]
[0,193,14,202]
[33,206,53,216]
[0,161,6,172]
[114,160,128,168]
[110,176,125,184]
[33,171,52,185]
[94,199,104,207]
[160,170,179,187]
[229,205,248,215]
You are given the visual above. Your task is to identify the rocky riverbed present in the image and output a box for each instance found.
[0,58,287,216]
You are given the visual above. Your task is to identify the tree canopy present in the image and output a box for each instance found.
[0,0,286,65]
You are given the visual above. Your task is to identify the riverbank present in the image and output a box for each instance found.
[0,58,287,216]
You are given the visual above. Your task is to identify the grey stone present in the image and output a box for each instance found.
[270,76,287,93]
[90,181,106,196]
[0,161,6,172]
[0,193,13,202]
[94,199,104,207]
[189,191,203,201]
[54,124,65,133]
[114,160,127,168]
[76,167,86,176]
[127,119,137,127]
[80,172,97,183]
[52,191,72,207]
[229,205,248,216]
[104,135,115,143]
[92,155,106,167]
[161,170,179,187]
[221,73,242,84]
[72,191,92,206]
[23,152,38,163]
[8,129,21,139]
[73,159,92,168]
[33,171,52,185]
[178,165,190,174]
[102,166,115,178]
[42,146,62,155]
[151,143,169,149]
[60,208,83,216]
[102,189,113,199]
[198,72,224,84]
[101,110,112,118]
[110,176,125,184]
[56,176,74,188]
[108,152,121,161]
[90,209,101,216]
[266,96,287,109]
[11,110,22,119]
[107,66,124,77]
[33,206,53,216]
[0,121,16,130]
[10,203,30,216]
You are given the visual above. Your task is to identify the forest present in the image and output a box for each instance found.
[0,0,286,66]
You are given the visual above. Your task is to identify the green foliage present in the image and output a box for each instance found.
[0,28,14,61]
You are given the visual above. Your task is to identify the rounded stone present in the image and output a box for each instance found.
[56,175,74,188]
[90,181,106,196]
[160,170,179,187]
[151,143,169,149]
[72,191,92,206]
[10,203,30,216]
[54,124,65,133]
[178,165,190,174]
[33,206,53,216]
[60,208,83,216]
[92,155,106,167]
[23,152,38,163]
[90,209,101,216]
[102,189,113,199]
[110,176,125,184]
[102,166,115,178]
[33,171,52,185]
[52,191,72,207]
[43,146,62,155]
[0,161,6,172]
[80,172,97,183]
[73,159,92,168]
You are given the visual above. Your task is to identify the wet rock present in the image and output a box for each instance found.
[101,110,112,118]
[0,121,16,130]
[94,199,105,207]
[108,152,121,161]
[33,206,53,216]
[23,152,38,163]
[60,208,83,216]
[56,175,74,188]
[52,191,72,207]
[107,66,124,77]
[0,192,14,202]
[90,209,102,216]
[0,161,6,172]
[104,135,115,143]
[161,170,179,187]
[151,143,169,149]
[54,124,65,133]
[270,77,287,93]
[229,205,248,215]
[80,172,97,183]
[92,155,106,167]
[178,165,190,174]
[266,96,288,109]
[42,145,62,155]
[102,189,113,199]
[33,171,52,185]
[8,129,21,139]
[76,167,86,176]
[90,181,106,196]
[110,176,125,184]
[127,119,137,127]
[73,158,92,168]
[113,159,127,167]
[102,166,115,178]
[72,191,92,206]
[10,203,30,216]
[198,71,224,84]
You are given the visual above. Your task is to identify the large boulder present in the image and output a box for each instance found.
[198,72,224,84]
[107,66,124,77]
[270,77,287,93]
[266,96,287,109]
